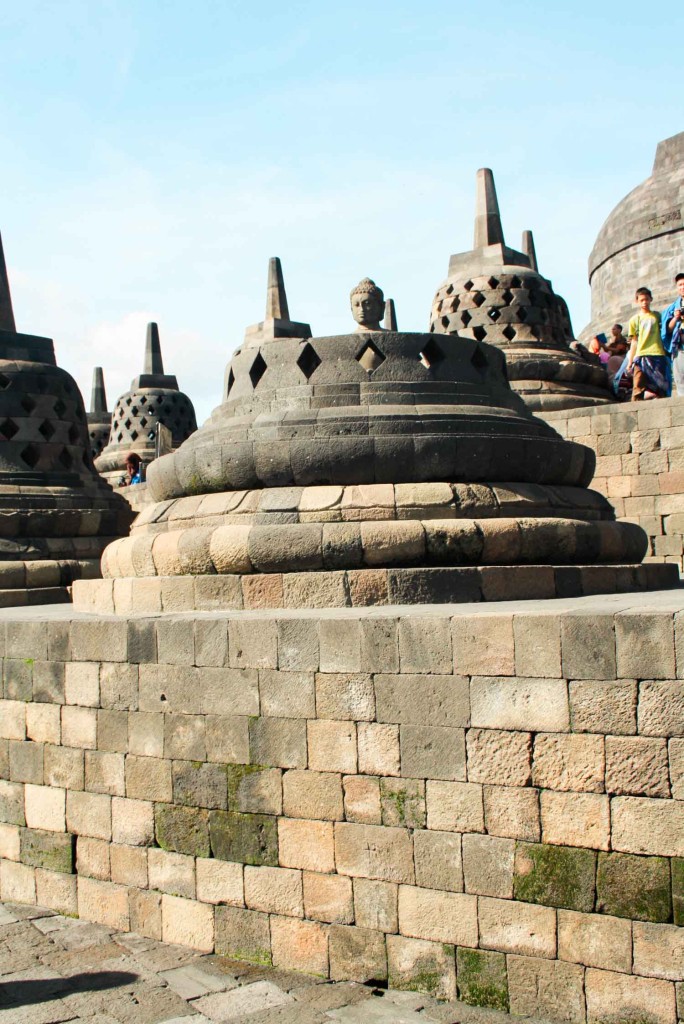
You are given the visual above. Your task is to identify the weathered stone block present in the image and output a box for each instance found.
[413,828,462,892]
[0,859,35,902]
[148,847,195,898]
[533,733,604,793]
[129,888,162,940]
[478,896,556,957]
[279,818,335,873]
[569,679,637,735]
[308,720,357,773]
[315,673,374,720]
[605,735,670,796]
[9,740,44,785]
[380,778,425,828]
[162,894,214,952]
[462,833,514,898]
[25,783,65,832]
[61,705,97,750]
[215,905,272,965]
[616,611,676,679]
[303,871,353,924]
[259,670,315,719]
[398,617,452,674]
[360,617,399,673]
[76,835,110,879]
[457,948,509,1012]
[110,843,147,888]
[112,796,154,847]
[541,791,610,850]
[20,828,74,873]
[612,795,684,857]
[25,704,60,746]
[226,764,282,815]
[195,857,243,906]
[277,618,319,672]
[64,662,100,707]
[271,915,329,975]
[558,908,632,972]
[335,822,414,883]
[452,614,514,675]
[164,714,206,761]
[513,614,561,678]
[561,614,615,679]
[249,717,307,769]
[128,712,164,758]
[358,722,400,777]
[343,775,381,824]
[229,618,277,669]
[387,934,456,1001]
[329,924,387,982]
[199,667,259,717]
[374,674,469,727]
[205,715,249,765]
[125,754,172,802]
[639,680,684,736]
[319,619,361,672]
[585,968,676,1024]
[245,865,303,917]
[35,867,77,916]
[97,709,128,753]
[353,877,397,932]
[78,876,129,930]
[210,809,278,866]
[172,760,227,809]
[597,851,671,922]
[194,618,228,667]
[484,784,540,841]
[44,745,83,791]
[155,804,210,857]
[466,729,531,786]
[400,725,465,781]
[507,955,584,1022]
[514,841,596,911]
[0,779,25,825]
[471,677,569,732]
[283,769,343,821]
[85,750,125,797]
[426,780,484,833]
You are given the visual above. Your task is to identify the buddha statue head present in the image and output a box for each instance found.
[350,277,386,332]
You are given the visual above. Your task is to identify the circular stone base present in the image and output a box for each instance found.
[73,562,680,614]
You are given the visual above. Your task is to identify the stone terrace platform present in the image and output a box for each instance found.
[0,899,554,1023]
[3,591,684,1023]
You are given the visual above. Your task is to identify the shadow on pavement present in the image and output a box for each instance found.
[0,969,139,1007]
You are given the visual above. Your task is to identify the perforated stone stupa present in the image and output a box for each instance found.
[74,260,676,614]
[429,169,612,412]
[86,366,111,460]
[95,321,197,486]
[0,233,133,606]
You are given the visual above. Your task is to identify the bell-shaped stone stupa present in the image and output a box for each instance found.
[0,233,133,605]
[87,366,111,460]
[429,169,612,412]
[74,259,676,615]
[95,322,197,487]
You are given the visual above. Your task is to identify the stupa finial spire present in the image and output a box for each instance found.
[384,298,398,331]
[90,367,108,415]
[474,168,505,249]
[265,257,290,321]
[144,322,164,375]
[0,232,16,333]
[522,230,538,272]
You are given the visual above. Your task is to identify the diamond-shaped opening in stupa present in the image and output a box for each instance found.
[54,399,66,417]
[473,326,487,342]
[419,338,446,369]
[21,396,35,414]
[0,418,18,440]
[0,374,10,390]
[356,341,386,374]
[488,276,499,288]
[501,289,514,306]
[502,325,517,341]
[461,310,472,326]
[249,352,268,389]
[488,308,501,322]
[472,292,485,308]
[226,369,235,396]
[470,346,489,373]
[38,419,55,441]
[20,444,39,468]
[58,448,73,469]
[297,343,322,381]
[463,280,473,291]
[68,424,80,445]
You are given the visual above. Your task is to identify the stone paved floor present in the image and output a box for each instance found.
[0,902,555,1024]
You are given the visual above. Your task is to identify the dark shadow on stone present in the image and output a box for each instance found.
[0,970,138,1007]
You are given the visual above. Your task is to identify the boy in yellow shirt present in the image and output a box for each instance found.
[627,287,668,400]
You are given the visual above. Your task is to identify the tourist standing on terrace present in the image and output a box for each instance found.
[627,287,669,400]
[662,273,684,395]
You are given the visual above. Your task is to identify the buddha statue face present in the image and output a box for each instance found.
[350,278,385,331]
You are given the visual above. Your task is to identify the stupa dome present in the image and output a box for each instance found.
[95,322,197,486]
[581,131,684,341]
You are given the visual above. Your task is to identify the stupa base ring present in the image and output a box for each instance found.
[73,562,680,615]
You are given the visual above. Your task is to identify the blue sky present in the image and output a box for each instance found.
[1,0,679,423]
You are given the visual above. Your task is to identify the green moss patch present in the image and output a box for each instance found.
[514,842,596,912]
[597,852,671,922]
[209,809,278,866]
[155,804,210,857]
[457,948,509,1012]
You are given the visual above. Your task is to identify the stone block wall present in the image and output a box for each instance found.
[2,605,684,1022]
[543,396,684,575]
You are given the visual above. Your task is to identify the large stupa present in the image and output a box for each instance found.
[0,233,133,606]
[581,131,684,342]
[74,259,675,614]
[429,169,612,412]
[95,322,197,487]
